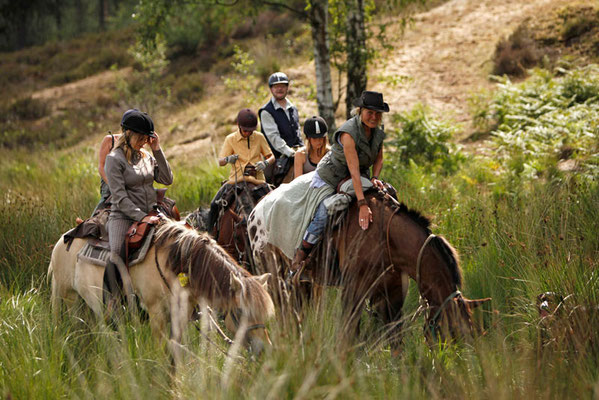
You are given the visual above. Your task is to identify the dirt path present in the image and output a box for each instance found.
[28,0,576,156]
[371,0,574,137]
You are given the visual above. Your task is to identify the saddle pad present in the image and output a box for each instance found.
[77,226,155,268]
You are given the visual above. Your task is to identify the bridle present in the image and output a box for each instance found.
[226,307,267,334]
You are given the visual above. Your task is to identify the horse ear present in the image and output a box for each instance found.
[255,273,271,289]
[465,297,492,309]
[230,274,243,293]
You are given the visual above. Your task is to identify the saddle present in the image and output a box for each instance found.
[64,188,180,266]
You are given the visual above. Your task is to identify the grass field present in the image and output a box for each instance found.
[1,133,598,398]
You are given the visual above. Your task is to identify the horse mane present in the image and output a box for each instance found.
[370,190,462,287]
[370,190,431,233]
[152,220,253,307]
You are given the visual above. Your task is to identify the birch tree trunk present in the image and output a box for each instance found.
[345,0,367,119]
[308,0,336,132]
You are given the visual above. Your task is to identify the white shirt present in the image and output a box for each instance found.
[260,97,298,157]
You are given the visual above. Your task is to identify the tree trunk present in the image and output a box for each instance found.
[308,0,336,133]
[75,0,85,34]
[99,0,109,31]
[345,0,367,119]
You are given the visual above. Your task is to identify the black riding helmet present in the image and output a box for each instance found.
[121,109,156,138]
[303,116,328,138]
[268,72,289,87]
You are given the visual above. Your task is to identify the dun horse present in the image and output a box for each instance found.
[248,189,490,345]
[48,219,275,362]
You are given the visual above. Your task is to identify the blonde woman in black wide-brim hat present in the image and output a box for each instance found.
[291,91,389,270]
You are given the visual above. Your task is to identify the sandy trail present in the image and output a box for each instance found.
[371,0,573,134]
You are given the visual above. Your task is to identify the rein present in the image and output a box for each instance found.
[227,307,267,333]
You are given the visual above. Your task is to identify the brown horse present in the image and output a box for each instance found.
[248,189,490,346]
[208,182,270,268]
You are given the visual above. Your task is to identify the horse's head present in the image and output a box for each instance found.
[225,272,275,354]
[425,291,491,342]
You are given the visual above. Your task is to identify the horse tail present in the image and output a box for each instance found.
[47,240,61,320]
[429,235,462,288]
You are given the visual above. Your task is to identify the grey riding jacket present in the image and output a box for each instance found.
[105,147,173,222]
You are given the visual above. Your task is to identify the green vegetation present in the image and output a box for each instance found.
[1,139,598,397]
[473,65,599,180]
[387,104,465,173]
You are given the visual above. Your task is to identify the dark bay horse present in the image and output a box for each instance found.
[189,182,270,268]
[331,191,490,344]
[248,189,490,345]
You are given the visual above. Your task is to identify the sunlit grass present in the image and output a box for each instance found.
[1,141,598,398]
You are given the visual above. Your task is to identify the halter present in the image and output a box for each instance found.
[426,289,463,339]
[227,307,267,333]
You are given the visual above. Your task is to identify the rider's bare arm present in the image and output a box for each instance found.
[341,132,372,230]
[294,148,306,178]
[98,135,113,183]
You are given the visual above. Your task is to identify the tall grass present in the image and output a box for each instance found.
[0,147,223,291]
[1,127,598,397]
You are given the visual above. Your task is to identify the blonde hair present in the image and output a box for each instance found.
[115,129,147,164]
[305,137,329,159]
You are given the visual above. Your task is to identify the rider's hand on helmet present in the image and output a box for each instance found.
[148,133,161,151]
[255,160,269,171]
[226,154,239,164]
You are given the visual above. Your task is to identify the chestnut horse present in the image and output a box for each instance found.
[211,182,270,268]
[248,189,490,345]
[48,219,275,363]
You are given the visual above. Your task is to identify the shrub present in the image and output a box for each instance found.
[8,97,49,121]
[386,104,465,173]
[480,65,599,179]
[493,25,544,77]
[171,72,204,104]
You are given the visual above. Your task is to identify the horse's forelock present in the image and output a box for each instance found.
[240,277,275,321]
[153,220,250,304]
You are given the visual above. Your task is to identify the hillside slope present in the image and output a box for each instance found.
[23,0,581,159]
[369,0,575,132]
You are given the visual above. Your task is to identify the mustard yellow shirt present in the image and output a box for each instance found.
[219,130,273,184]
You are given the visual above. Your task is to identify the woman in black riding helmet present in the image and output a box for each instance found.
[293,116,330,179]
[103,109,173,309]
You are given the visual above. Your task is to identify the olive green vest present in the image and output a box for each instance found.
[316,115,385,188]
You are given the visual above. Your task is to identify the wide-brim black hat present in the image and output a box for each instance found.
[121,109,156,137]
[352,91,390,113]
